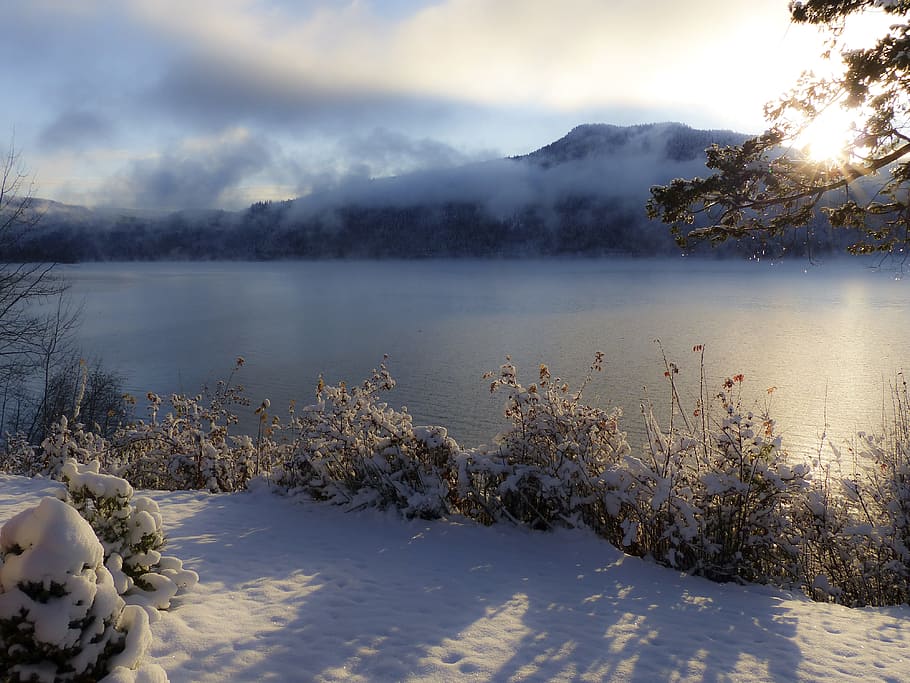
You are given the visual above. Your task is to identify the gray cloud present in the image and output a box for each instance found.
[103,130,272,210]
[148,57,318,126]
[38,110,113,151]
[147,55,438,132]
[144,52,538,155]
[339,128,496,177]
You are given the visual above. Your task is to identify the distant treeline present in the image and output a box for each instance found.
[8,196,860,262]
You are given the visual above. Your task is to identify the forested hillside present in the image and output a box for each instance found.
[12,123,859,261]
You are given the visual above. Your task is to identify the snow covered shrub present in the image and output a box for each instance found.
[38,415,109,479]
[0,432,41,476]
[847,442,910,605]
[629,349,811,586]
[854,376,910,604]
[784,374,910,607]
[277,359,459,518]
[621,399,702,566]
[21,360,261,492]
[460,355,630,531]
[790,456,884,606]
[691,378,809,583]
[803,375,910,606]
[60,459,198,612]
[111,359,254,491]
[0,497,167,682]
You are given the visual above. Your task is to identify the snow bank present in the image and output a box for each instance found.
[2,475,909,681]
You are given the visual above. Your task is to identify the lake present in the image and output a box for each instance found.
[60,258,910,459]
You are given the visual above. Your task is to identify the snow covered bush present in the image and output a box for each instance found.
[796,375,910,607]
[17,346,910,607]
[109,360,255,491]
[619,398,702,566]
[0,497,166,682]
[276,359,459,518]
[625,351,811,586]
[851,376,910,604]
[458,355,631,531]
[60,459,198,613]
[691,378,809,583]
[0,432,41,476]
[780,373,910,607]
[848,440,910,605]
[790,458,879,605]
[31,357,130,446]
[38,415,109,479]
[4,360,263,492]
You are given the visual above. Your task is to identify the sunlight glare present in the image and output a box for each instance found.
[794,106,861,163]
[790,8,895,164]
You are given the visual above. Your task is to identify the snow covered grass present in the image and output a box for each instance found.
[2,475,909,682]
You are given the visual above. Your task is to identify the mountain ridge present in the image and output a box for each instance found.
[519,122,747,167]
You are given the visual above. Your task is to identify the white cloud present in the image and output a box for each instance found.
[121,0,827,129]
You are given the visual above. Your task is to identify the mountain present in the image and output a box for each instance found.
[1,123,850,261]
[520,122,745,166]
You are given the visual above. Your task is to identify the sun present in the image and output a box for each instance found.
[794,106,861,163]
[793,106,862,163]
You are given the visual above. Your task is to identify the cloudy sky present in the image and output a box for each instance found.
[0,1,848,210]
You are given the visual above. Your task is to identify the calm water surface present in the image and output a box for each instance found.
[61,258,910,457]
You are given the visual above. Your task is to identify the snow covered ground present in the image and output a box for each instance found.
[2,474,908,682]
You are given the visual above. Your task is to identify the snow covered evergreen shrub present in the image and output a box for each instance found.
[59,459,198,612]
[276,359,459,518]
[0,497,167,682]
[459,356,631,531]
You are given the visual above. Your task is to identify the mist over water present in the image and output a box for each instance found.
[63,258,910,458]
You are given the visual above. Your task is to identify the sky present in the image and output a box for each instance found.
[0,1,854,211]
